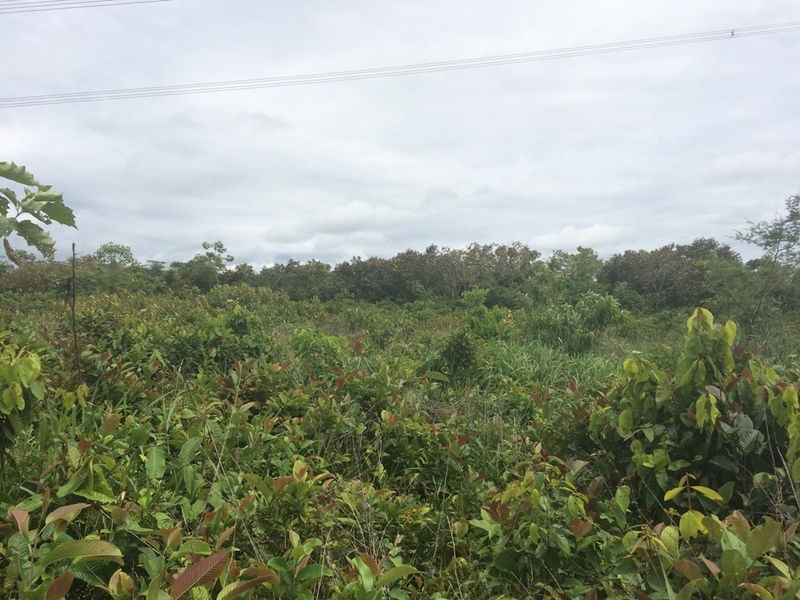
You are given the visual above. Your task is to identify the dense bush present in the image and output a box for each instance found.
[1,286,799,599]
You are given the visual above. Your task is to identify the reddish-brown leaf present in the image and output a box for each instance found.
[274,476,296,490]
[9,509,29,537]
[215,525,236,550]
[699,556,722,579]
[45,503,91,525]
[170,551,229,599]
[46,571,74,600]
[359,553,381,578]
[568,517,593,539]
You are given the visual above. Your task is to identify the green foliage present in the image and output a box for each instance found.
[719,192,800,335]
[2,278,800,598]
[601,238,741,311]
[590,307,800,521]
[169,241,235,292]
[1,500,123,598]
[0,330,45,455]
[0,161,76,262]
[520,291,626,355]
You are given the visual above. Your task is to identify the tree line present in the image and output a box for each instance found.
[2,161,799,332]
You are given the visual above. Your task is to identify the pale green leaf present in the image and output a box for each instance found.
[375,565,419,588]
[690,486,723,503]
[146,446,166,481]
[0,161,41,187]
[216,577,272,600]
[41,540,123,566]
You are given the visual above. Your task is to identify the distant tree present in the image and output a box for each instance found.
[221,263,256,286]
[0,161,76,264]
[601,238,740,311]
[258,259,340,301]
[714,193,800,332]
[93,242,138,268]
[335,256,415,303]
[171,241,234,292]
[547,246,603,302]
[736,193,800,266]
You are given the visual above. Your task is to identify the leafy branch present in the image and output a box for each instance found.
[0,161,76,263]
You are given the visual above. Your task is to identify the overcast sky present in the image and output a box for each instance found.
[2,1,799,267]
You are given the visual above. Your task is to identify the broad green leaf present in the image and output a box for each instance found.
[2,384,24,413]
[20,195,48,214]
[296,563,333,583]
[720,548,747,577]
[266,557,290,572]
[178,436,203,468]
[375,565,419,588]
[492,550,519,575]
[660,525,680,559]
[664,487,683,502]
[679,510,707,540]
[0,161,41,187]
[690,486,722,503]
[0,215,13,237]
[764,555,792,578]
[242,473,272,499]
[40,198,77,228]
[352,557,374,591]
[623,359,639,379]
[147,575,170,600]
[16,354,40,386]
[615,486,630,513]
[655,381,672,406]
[13,219,55,258]
[746,520,780,559]
[693,360,707,386]
[146,446,166,481]
[675,356,695,387]
[216,577,272,600]
[11,493,44,512]
[0,187,18,206]
[41,540,123,566]
[108,569,134,599]
[618,408,633,434]
[722,320,737,345]
[29,379,45,400]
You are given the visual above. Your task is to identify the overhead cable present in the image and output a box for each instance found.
[1,21,799,108]
[0,0,172,14]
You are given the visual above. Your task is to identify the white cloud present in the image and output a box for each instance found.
[1,1,798,266]
[531,224,638,255]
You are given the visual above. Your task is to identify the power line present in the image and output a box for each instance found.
[2,21,799,108]
[0,0,172,14]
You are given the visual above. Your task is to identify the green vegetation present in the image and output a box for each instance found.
[1,161,76,265]
[1,166,799,597]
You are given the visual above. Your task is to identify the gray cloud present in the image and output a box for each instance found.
[1,1,798,268]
